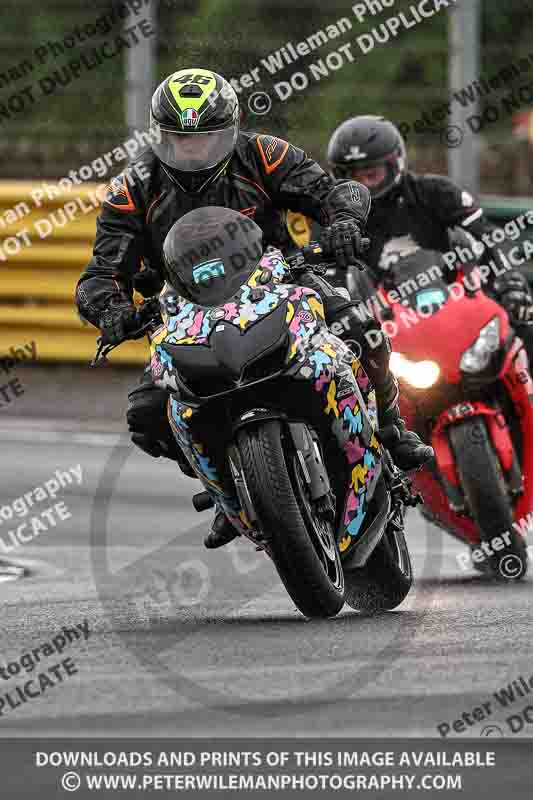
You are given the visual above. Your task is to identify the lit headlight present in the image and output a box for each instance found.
[390,352,440,389]
[460,317,500,374]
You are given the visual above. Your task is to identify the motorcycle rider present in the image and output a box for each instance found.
[325,115,533,356]
[76,71,432,550]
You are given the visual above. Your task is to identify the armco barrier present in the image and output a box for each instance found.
[0,181,148,365]
[4,182,527,367]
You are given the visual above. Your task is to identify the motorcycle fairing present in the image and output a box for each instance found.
[502,338,533,526]
[149,249,324,394]
[153,246,382,549]
[166,344,383,550]
[159,291,356,529]
[156,249,294,343]
[167,396,248,533]
[379,278,510,384]
[289,328,382,551]
[384,251,533,549]
[154,254,327,529]
[150,285,323,394]
[429,336,533,525]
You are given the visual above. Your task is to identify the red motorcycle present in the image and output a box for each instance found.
[370,248,533,579]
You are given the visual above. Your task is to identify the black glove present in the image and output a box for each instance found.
[99,303,139,345]
[493,271,533,324]
[321,220,364,270]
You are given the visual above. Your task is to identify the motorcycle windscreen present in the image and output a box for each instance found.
[161,301,290,390]
[386,249,449,315]
[166,209,265,307]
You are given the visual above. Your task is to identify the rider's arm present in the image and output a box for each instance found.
[75,170,146,327]
[419,174,505,282]
[419,175,533,318]
[248,134,371,227]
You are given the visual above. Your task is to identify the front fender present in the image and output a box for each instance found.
[432,401,514,489]
[232,407,286,435]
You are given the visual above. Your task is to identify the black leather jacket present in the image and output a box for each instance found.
[76,131,370,326]
[364,172,502,283]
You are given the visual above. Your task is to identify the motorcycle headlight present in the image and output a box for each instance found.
[390,352,440,389]
[460,317,500,374]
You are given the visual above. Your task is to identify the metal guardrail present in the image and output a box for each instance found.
[0,181,148,364]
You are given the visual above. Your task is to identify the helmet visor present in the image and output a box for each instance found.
[344,164,387,189]
[151,124,238,173]
[332,151,403,200]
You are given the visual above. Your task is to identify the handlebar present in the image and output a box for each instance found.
[286,237,370,274]
[89,297,162,368]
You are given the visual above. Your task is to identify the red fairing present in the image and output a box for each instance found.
[381,276,510,384]
[432,422,460,488]
[503,339,533,526]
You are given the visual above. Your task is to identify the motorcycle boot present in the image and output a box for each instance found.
[204,511,239,549]
[375,370,435,471]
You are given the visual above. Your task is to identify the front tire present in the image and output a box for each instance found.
[237,421,345,618]
[449,417,528,580]
[343,522,413,614]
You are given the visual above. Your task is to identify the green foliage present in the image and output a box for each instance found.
[0,0,532,174]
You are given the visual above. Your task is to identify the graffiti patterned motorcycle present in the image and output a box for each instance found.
[93,208,422,618]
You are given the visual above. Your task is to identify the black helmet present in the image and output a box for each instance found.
[163,207,264,306]
[150,68,239,194]
[326,115,407,201]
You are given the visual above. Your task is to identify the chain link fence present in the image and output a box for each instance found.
[0,0,533,191]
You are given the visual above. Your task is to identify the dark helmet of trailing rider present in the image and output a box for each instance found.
[327,115,407,201]
[150,68,240,194]
[163,206,264,305]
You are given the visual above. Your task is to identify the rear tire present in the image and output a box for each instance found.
[449,417,528,580]
[237,421,345,618]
